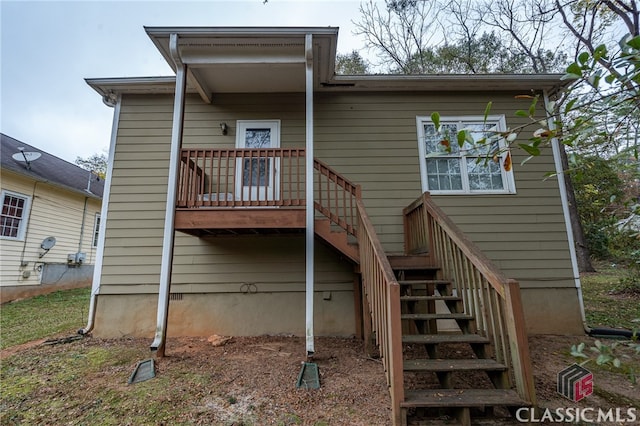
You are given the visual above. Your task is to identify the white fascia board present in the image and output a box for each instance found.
[328,74,568,92]
[144,26,339,37]
[85,76,179,98]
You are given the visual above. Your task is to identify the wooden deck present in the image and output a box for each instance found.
[175,207,306,236]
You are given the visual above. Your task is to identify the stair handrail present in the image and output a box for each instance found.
[313,158,361,236]
[403,192,536,406]
[357,199,404,425]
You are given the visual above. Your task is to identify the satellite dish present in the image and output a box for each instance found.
[12,151,42,162]
[41,236,57,250]
[12,149,42,170]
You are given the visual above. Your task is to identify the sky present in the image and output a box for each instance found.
[1,0,368,164]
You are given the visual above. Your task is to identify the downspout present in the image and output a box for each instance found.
[305,33,315,356]
[78,197,88,255]
[150,33,187,356]
[79,93,121,335]
[543,90,590,333]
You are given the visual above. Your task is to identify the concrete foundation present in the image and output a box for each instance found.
[93,290,356,339]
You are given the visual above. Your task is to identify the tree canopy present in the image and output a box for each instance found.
[75,153,107,179]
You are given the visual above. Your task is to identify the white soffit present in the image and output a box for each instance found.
[145,27,338,95]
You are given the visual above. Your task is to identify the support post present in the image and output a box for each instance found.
[305,33,315,356]
[150,33,187,356]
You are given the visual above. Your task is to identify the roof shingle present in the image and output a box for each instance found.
[1,133,104,199]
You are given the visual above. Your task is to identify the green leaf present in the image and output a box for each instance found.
[564,99,577,114]
[613,358,621,368]
[566,62,583,76]
[457,130,466,147]
[515,110,529,118]
[483,102,493,122]
[519,143,540,156]
[596,353,611,365]
[431,112,440,131]
[578,52,590,65]
[605,74,616,84]
[626,36,640,50]
[593,44,608,60]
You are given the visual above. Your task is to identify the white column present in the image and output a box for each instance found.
[151,33,187,355]
[305,33,315,356]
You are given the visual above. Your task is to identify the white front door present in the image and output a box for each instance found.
[235,120,281,202]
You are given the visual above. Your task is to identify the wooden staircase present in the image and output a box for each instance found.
[314,218,359,263]
[389,255,528,425]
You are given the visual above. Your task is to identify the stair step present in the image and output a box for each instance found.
[402,313,473,321]
[393,265,440,271]
[401,389,527,408]
[403,359,507,372]
[399,280,452,286]
[387,254,433,269]
[403,334,490,345]
[400,295,461,302]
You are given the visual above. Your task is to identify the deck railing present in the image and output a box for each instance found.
[403,192,536,406]
[357,199,404,425]
[314,159,361,236]
[178,148,306,208]
[178,149,361,236]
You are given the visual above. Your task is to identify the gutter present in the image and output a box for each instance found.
[79,93,121,335]
[543,90,590,334]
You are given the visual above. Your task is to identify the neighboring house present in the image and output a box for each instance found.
[0,134,103,302]
[83,27,585,424]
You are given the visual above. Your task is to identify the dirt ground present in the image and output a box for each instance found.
[1,333,638,425]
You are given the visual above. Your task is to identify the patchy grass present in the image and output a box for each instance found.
[0,287,90,350]
[581,263,640,331]
[0,336,392,425]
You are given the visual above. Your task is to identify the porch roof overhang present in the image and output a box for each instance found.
[143,26,338,101]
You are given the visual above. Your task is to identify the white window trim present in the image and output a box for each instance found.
[0,189,32,241]
[416,115,516,195]
[92,213,101,248]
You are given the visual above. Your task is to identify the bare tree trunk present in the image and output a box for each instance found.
[559,144,596,273]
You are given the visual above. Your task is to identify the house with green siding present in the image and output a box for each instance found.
[82,26,584,425]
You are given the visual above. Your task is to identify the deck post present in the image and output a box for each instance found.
[304,33,315,356]
[151,33,187,356]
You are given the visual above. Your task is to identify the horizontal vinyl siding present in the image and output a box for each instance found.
[100,93,353,294]
[1,172,100,288]
[101,91,574,296]
[314,92,574,289]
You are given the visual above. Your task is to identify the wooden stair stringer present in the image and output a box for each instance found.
[314,218,359,263]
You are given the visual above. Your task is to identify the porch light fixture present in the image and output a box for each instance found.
[220,122,228,135]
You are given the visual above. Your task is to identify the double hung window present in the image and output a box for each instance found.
[1,190,31,240]
[416,115,515,194]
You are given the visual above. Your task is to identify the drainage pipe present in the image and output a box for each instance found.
[150,33,187,355]
[79,93,121,335]
[543,90,590,334]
